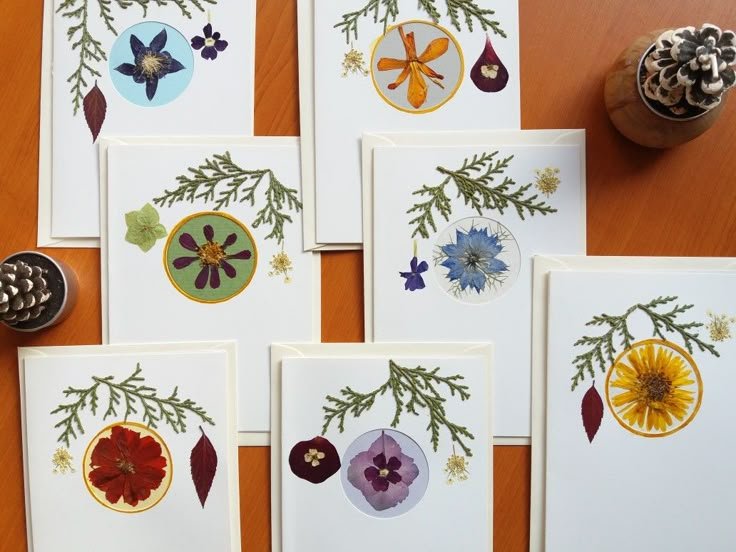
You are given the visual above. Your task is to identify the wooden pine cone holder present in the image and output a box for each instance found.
[604,30,726,148]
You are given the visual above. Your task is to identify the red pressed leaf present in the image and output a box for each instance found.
[83,81,107,143]
[190,426,218,507]
[581,381,604,443]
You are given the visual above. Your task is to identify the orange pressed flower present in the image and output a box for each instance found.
[377,25,449,109]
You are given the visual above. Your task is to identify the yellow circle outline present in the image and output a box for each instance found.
[163,211,259,304]
[604,338,703,438]
[82,421,173,513]
[370,19,465,115]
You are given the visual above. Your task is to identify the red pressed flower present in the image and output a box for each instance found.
[88,425,168,507]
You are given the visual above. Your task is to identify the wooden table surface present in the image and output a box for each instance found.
[2,1,735,550]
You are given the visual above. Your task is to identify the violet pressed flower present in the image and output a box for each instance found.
[288,436,341,484]
[191,24,229,60]
[172,224,251,290]
[115,29,185,101]
[399,256,428,291]
[439,226,508,294]
[347,431,419,511]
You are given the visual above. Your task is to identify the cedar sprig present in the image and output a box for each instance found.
[321,360,474,456]
[51,363,214,447]
[571,296,719,391]
[152,151,302,244]
[407,151,557,239]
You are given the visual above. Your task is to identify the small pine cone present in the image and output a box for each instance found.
[0,260,50,326]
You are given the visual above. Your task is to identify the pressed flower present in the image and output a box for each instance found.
[191,23,229,60]
[609,341,702,435]
[443,447,469,484]
[534,167,561,197]
[438,226,509,294]
[399,256,428,291]
[52,447,75,475]
[268,250,293,283]
[115,29,185,101]
[87,425,167,507]
[342,47,368,77]
[470,34,509,92]
[124,203,167,252]
[706,310,736,342]
[347,431,419,511]
[377,25,449,109]
[288,436,341,484]
[173,224,252,290]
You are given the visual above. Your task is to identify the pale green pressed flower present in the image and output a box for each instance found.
[125,203,167,252]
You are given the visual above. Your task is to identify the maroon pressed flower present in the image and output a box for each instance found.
[172,224,251,290]
[288,436,341,484]
[191,24,229,60]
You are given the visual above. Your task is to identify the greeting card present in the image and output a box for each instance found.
[271,343,493,551]
[19,342,240,552]
[101,138,319,441]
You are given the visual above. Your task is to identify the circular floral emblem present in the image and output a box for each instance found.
[109,22,194,107]
[433,216,521,304]
[340,429,428,518]
[606,339,703,437]
[164,212,257,303]
[83,422,172,513]
[371,20,463,113]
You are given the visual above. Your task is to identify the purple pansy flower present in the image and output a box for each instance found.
[191,24,229,60]
[114,29,185,100]
[173,224,251,290]
[399,256,428,291]
[347,431,419,511]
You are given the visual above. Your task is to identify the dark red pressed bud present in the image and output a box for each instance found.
[288,436,341,484]
[470,34,509,93]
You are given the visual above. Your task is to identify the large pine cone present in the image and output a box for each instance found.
[643,24,736,112]
[0,261,52,325]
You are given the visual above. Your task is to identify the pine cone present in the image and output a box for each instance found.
[643,24,736,112]
[0,261,52,325]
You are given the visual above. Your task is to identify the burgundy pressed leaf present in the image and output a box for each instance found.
[190,426,218,507]
[581,381,604,443]
[83,81,107,143]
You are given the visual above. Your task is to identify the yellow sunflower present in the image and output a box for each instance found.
[606,339,702,437]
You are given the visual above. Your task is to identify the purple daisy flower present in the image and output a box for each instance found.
[172,224,251,290]
[191,24,229,60]
[114,29,185,100]
[399,256,428,291]
[347,431,419,511]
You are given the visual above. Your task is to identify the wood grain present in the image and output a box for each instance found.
[1,1,735,551]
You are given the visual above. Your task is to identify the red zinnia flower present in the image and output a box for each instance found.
[88,425,168,507]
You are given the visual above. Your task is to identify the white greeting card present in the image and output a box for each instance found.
[530,256,736,551]
[364,130,586,440]
[101,138,320,442]
[19,342,240,552]
[40,0,255,246]
[271,343,493,552]
[298,0,520,248]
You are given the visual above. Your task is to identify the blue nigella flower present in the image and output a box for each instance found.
[399,256,428,291]
[440,227,508,294]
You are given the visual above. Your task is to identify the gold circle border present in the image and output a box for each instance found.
[163,211,259,304]
[82,421,173,513]
[370,19,465,115]
[604,338,704,438]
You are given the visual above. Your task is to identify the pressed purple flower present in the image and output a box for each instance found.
[115,29,185,100]
[172,224,251,290]
[347,431,419,511]
[288,436,341,484]
[399,256,428,291]
[191,24,229,60]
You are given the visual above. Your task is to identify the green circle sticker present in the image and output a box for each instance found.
[164,212,257,303]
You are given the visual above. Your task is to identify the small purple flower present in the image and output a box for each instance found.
[191,24,229,60]
[288,436,341,484]
[399,256,428,291]
[114,29,185,100]
[173,224,251,289]
[347,431,419,511]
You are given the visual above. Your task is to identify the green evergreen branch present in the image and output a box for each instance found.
[334,0,505,43]
[570,296,719,391]
[50,363,214,447]
[407,151,557,239]
[321,360,474,456]
[152,151,302,244]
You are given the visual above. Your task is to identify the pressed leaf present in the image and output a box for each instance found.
[83,81,107,143]
[581,381,604,443]
[190,426,218,507]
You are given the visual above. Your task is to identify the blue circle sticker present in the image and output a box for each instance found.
[109,21,194,107]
